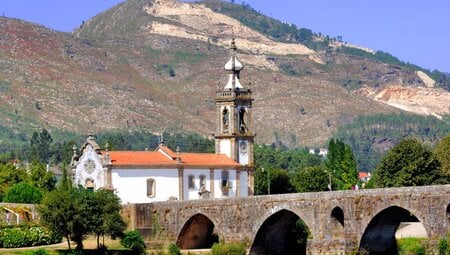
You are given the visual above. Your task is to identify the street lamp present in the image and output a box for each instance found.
[262,167,270,195]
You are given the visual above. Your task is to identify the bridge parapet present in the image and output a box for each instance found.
[127,185,450,254]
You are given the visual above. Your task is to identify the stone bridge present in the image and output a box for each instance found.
[126,185,450,254]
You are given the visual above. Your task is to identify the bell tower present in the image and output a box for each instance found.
[214,39,254,168]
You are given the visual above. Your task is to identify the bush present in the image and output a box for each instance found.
[211,242,246,255]
[0,226,61,248]
[438,236,448,255]
[3,182,43,204]
[167,242,181,255]
[397,238,426,255]
[120,231,146,254]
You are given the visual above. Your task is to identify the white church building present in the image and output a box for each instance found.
[71,40,255,204]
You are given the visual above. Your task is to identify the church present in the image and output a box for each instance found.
[71,40,255,204]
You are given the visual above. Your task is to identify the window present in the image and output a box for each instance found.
[221,171,229,188]
[85,178,95,190]
[221,170,230,196]
[147,178,155,197]
[199,175,206,190]
[188,174,195,189]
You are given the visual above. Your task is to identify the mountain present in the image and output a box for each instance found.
[1,0,449,149]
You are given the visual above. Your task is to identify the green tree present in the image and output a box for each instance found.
[326,139,358,190]
[30,128,53,163]
[371,138,446,187]
[255,168,294,195]
[39,187,126,250]
[292,166,330,192]
[434,133,450,180]
[3,182,43,203]
[270,169,294,194]
[29,163,56,191]
[91,190,126,248]
[339,146,359,190]
[38,187,78,250]
[0,163,28,201]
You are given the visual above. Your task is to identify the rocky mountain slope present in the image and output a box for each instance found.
[1,0,449,147]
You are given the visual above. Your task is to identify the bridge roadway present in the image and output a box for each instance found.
[126,185,450,254]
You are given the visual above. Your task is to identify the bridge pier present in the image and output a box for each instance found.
[307,239,357,255]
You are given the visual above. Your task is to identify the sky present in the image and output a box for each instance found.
[1,0,449,73]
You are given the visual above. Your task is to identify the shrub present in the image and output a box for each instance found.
[438,236,448,255]
[3,182,43,204]
[397,237,426,255]
[0,226,61,248]
[211,242,246,255]
[167,242,181,255]
[121,230,146,254]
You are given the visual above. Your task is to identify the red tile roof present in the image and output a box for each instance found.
[359,172,370,179]
[104,146,239,168]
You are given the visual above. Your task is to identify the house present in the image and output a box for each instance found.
[71,39,255,203]
[359,172,371,183]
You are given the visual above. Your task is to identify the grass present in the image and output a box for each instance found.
[0,236,128,255]
[397,237,426,255]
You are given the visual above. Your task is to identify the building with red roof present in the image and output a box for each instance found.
[71,40,255,203]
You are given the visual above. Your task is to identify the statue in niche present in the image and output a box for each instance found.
[239,107,246,133]
[222,108,229,131]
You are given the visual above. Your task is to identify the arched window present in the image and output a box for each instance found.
[188,174,195,189]
[85,178,95,191]
[147,178,155,197]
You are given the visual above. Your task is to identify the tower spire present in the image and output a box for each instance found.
[224,38,243,90]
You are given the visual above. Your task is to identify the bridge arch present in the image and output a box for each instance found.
[447,204,450,234]
[176,213,218,250]
[330,206,345,239]
[359,205,426,255]
[249,209,311,255]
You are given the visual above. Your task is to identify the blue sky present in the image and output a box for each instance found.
[1,0,449,73]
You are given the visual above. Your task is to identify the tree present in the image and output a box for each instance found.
[39,187,126,250]
[371,138,446,187]
[270,169,294,194]
[3,182,43,203]
[39,188,78,250]
[339,146,359,190]
[91,190,126,248]
[326,139,358,190]
[292,166,330,192]
[255,168,294,195]
[434,133,450,180]
[30,128,53,163]
[29,163,56,191]
[0,163,29,201]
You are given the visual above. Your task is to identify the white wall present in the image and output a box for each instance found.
[219,139,231,158]
[239,171,248,197]
[183,169,210,200]
[112,169,179,204]
[214,170,236,198]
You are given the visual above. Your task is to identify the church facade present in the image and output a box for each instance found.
[71,40,255,203]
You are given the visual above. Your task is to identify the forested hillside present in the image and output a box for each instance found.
[335,113,450,171]
[1,0,450,159]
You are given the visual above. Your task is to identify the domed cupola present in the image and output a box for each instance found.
[224,38,244,90]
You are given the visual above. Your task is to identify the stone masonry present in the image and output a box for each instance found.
[125,185,450,254]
